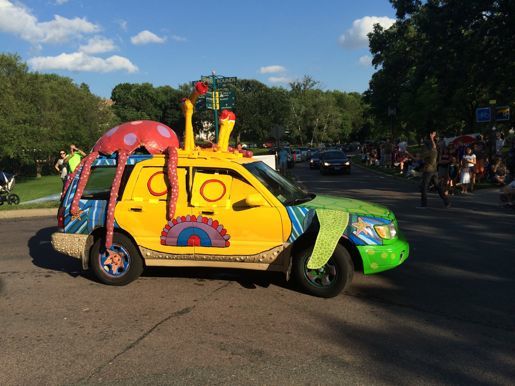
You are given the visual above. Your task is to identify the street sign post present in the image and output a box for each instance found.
[476,107,491,123]
[495,106,510,121]
[191,74,237,141]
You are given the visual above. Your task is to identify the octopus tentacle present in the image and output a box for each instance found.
[166,146,179,220]
[61,157,87,200]
[70,152,99,217]
[105,151,128,249]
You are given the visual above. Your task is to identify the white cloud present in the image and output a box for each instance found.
[54,0,69,4]
[259,65,286,74]
[358,55,372,66]
[268,76,291,84]
[171,34,187,42]
[131,30,166,45]
[79,36,117,54]
[28,52,138,73]
[339,16,395,49]
[0,0,99,44]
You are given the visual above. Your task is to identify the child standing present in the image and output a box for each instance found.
[448,156,459,194]
[460,156,471,194]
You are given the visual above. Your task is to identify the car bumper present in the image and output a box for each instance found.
[321,164,351,173]
[357,234,410,274]
[51,232,93,269]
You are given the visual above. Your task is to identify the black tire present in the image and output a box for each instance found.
[89,232,144,286]
[292,244,354,298]
[8,194,20,205]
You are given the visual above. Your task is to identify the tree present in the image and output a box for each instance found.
[0,53,116,176]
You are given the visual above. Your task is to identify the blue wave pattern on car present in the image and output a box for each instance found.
[62,155,150,234]
[286,206,391,246]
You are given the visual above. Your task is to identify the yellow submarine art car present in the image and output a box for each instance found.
[51,82,409,298]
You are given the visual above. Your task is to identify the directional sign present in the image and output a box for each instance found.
[219,91,235,109]
[476,107,491,123]
[495,106,510,121]
[216,76,237,86]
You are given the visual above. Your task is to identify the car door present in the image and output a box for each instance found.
[115,162,194,257]
[189,166,285,257]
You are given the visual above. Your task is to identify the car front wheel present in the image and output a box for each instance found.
[292,244,354,298]
[89,232,144,286]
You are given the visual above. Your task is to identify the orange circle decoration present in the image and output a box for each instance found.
[147,171,168,196]
[200,179,226,202]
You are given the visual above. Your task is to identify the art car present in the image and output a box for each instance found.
[52,82,409,298]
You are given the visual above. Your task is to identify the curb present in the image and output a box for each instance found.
[0,208,58,220]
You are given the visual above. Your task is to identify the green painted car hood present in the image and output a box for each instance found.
[302,194,392,219]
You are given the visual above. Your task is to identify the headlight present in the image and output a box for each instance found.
[344,161,350,165]
[374,223,397,239]
[324,162,330,166]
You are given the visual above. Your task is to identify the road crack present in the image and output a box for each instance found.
[77,281,232,383]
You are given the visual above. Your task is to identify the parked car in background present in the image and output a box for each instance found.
[319,150,351,175]
[309,151,321,169]
[298,147,310,160]
[270,147,294,168]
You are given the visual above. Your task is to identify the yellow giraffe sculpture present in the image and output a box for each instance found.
[216,110,236,152]
[181,81,208,152]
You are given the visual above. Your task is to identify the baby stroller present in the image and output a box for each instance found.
[0,171,20,205]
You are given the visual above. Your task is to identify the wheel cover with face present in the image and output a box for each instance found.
[99,244,131,278]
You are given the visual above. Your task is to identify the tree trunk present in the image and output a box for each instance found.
[35,160,43,179]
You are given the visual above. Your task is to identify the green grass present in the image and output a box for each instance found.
[13,175,63,201]
[0,175,62,210]
[0,200,59,211]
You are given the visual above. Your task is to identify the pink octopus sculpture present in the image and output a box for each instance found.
[65,120,180,248]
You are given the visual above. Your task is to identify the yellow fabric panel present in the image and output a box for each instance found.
[191,172,232,208]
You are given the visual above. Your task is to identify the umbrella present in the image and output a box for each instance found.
[451,135,476,146]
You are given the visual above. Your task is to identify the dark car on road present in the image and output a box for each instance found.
[319,150,351,175]
[309,151,320,169]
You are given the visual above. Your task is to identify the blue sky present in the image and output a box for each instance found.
[0,0,396,98]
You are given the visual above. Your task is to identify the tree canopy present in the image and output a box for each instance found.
[366,0,514,139]
[0,54,117,176]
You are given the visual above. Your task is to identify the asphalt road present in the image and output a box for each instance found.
[1,162,514,385]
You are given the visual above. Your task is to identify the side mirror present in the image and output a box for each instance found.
[244,193,267,207]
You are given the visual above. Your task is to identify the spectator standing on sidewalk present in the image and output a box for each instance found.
[54,150,68,188]
[418,130,450,208]
[463,146,477,191]
[65,144,86,173]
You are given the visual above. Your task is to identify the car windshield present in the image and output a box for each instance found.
[244,161,314,205]
[322,151,346,160]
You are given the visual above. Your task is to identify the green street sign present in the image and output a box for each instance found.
[216,76,237,86]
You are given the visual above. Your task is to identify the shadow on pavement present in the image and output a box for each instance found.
[28,226,83,277]
[28,226,294,293]
[311,303,515,384]
[143,266,291,292]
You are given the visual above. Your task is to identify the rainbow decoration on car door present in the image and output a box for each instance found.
[160,215,230,247]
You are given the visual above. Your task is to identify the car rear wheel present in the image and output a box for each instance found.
[89,232,144,286]
[292,244,354,298]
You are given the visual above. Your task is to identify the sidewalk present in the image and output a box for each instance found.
[0,207,57,220]
[353,162,504,208]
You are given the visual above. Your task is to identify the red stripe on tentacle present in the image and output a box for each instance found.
[70,152,99,216]
[166,146,178,220]
[105,151,128,249]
